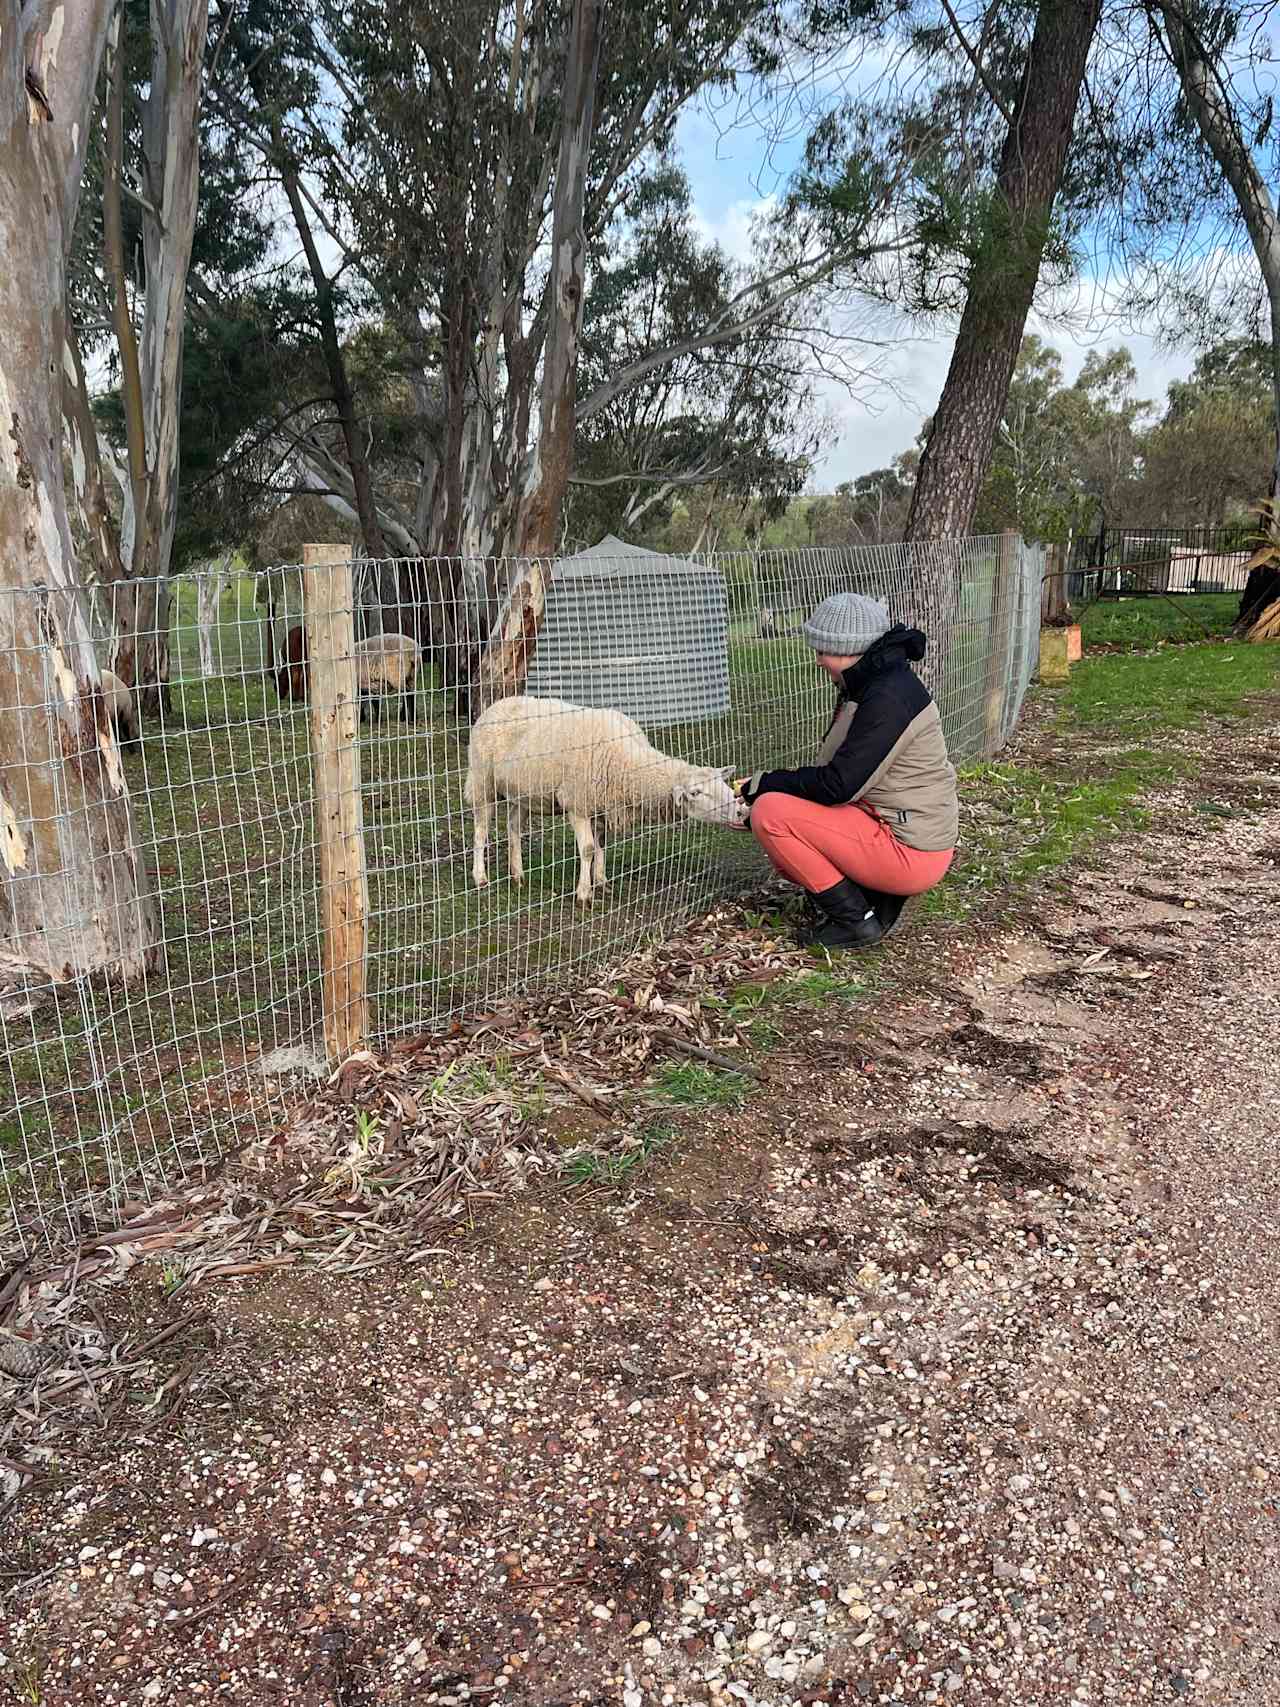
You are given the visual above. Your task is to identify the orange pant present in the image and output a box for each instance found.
[750,791,954,895]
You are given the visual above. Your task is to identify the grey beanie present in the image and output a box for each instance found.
[802,592,892,655]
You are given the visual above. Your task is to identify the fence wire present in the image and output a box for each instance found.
[0,536,1043,1248]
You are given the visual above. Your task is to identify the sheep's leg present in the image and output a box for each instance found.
[507,802,525,886]
[591,818,607,888]
[471,792,492,887]
[571,815,597,904]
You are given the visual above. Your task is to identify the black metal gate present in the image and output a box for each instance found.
[1067,523,1252,600]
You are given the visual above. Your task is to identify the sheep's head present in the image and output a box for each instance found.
[673,766,748,827]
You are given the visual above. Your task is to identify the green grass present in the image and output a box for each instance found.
[564,1116,677,1186]
[1078,593,1239,650]
[1065,637,1280,733]
[710,966,866,1020]
[699,964,869,1046]
[919,758,1165,923]
[649,1060,753,1109]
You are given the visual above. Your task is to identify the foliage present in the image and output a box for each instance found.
[804,453,919,546]
[964,332,1271,539]
[567,164,829,543]
[971,336,1151,539]
[1135,346,1275,526]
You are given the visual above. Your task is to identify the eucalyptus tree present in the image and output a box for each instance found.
[0,1,159,977]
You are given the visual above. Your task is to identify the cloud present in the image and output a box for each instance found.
[806,318,1196,491]
[683,178,1201,490]
[689,194,777,267]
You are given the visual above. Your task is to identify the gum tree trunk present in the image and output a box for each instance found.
[906,0,1103,545]
[0,0,160,981]
[474,0,604,711]
[62,317,132,601]
[137,0,209,714]
[103,0,209,714]
[902,0,1101,704]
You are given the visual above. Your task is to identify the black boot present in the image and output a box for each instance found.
[808,878,883,950]
[862,886,908,940]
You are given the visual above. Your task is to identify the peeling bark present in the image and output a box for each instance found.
[0,1,160,980]
[100,0,209,711]
[62,319,130,598]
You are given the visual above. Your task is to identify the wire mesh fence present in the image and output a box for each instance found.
[0,534,1043,1248]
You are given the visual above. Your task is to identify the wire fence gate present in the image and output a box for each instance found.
[0,533,1044,1248]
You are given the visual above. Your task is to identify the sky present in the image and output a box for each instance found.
[676,96,1197,494]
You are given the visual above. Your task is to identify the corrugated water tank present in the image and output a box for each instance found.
[523,534,729,727]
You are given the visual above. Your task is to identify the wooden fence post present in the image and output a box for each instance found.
[1041,540,1070,624]
[982,529,1019,755]
[303,544,369,1064]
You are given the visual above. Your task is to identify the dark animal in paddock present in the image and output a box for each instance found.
[266,621,309,703]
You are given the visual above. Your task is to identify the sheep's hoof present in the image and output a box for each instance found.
[510,873,524,887]
[575,890,594,906]
[473,875,489,889]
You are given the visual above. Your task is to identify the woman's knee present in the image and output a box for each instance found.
[748,790,794,837]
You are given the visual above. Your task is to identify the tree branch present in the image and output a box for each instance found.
[569,463,729,489]
[575,245,892,426]
[937,0,1014,127]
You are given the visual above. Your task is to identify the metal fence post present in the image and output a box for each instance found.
[303,544,369,1064]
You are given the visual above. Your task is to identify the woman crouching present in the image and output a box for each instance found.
[738,593,957,950]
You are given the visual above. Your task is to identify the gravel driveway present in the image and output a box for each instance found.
[4,727,1280,1707]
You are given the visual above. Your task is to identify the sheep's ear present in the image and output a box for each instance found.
[672,779,693,808]
[716,765,734,780]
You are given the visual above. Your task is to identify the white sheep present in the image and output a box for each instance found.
[99,667,140,748]
[465,695,745,904]
[356,633,421,723]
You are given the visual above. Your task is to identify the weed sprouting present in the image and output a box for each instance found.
[565,1116,677,1187]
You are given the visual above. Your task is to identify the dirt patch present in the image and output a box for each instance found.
[927,1021,1054,1083]
[5,709,1280,1705]
[831,1121,1073,1194]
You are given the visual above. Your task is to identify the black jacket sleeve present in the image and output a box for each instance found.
[747,686,905,809]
